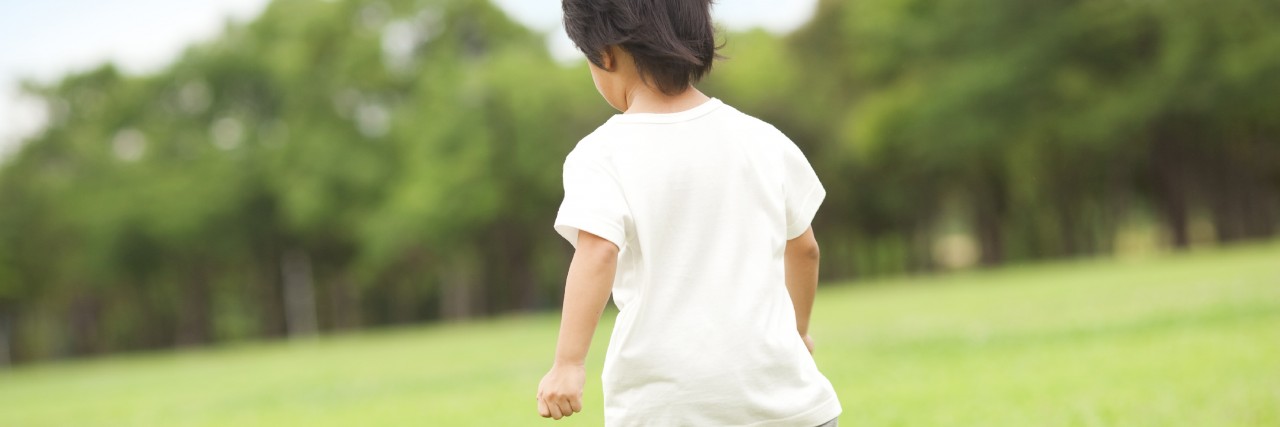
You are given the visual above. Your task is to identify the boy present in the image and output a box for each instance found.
[537,1,841,425]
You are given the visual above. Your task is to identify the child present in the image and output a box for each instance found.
[537,1,841,425]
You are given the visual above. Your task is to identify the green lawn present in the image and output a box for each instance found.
[2,242,1278,426]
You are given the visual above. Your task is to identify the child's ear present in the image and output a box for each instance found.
[601,46,616,72]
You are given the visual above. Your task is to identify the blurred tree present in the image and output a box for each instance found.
[0,0,1275,364]
[787,0,1280,274]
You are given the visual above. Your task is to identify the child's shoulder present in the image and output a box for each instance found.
[564,124,617,159]
[724,104,789,138]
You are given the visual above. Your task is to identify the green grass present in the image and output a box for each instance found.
[2,242,1279,426]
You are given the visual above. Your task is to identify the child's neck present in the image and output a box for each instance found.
[623,86,711,115]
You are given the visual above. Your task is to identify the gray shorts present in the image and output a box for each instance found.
[815,418,838,427]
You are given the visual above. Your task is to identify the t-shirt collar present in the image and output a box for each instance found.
[607,98,724,124]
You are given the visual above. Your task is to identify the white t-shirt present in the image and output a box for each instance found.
[554,98,841,427]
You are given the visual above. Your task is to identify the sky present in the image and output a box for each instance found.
[0,0,818,156]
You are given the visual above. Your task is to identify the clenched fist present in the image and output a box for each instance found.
[537,363,586,420]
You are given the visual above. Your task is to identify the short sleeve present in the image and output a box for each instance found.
[782,139,826,240]
[553,150,630,250]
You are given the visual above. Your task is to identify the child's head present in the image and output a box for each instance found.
[562,0,718,104]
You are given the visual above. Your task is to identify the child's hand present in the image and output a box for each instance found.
[802,333,816,354]
[537,363,585,420]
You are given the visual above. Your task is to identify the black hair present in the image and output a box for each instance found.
[562,0,720,96]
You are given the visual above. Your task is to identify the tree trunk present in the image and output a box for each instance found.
[281,249,319,338]
[0,310,11,368]
[905,225,936,273]
[975,208,1004,266]
[970,165,1008,267]
[1207,142,1246,243]
[68,293,104,355]
[1056,201,1079,257]
[1160,192,1191,249]
[327,274,361,330]
[493,223,539,311]
[1210,137,1278,242]
[440,255,479,321]
[176,266,213,347]
[257,259,287,339]
[1149,131,1192,250]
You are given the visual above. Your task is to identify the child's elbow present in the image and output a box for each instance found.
[796,241,821,261]
[786,229,821,261]
[575,231,620,261]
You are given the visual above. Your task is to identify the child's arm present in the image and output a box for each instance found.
[785,226,821,354]
[537,230,619,420]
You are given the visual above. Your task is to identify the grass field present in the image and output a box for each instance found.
[2,242,1278,426]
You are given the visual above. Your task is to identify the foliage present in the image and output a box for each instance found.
[785,0,1280,270]
[0,0,1277,362]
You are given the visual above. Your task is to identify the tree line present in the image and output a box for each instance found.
[0,0,1276,365]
